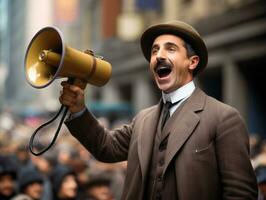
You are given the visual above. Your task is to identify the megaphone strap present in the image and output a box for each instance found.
[28,105,68,156]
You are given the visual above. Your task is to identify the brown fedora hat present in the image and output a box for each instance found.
[140,20,208,76]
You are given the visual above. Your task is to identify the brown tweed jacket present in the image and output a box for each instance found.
[65,88,258,200]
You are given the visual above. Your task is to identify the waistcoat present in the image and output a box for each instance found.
[144,103,185,200]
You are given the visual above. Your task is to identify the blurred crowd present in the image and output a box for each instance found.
[250,134,266,200]
[0,110,127,200]
[1,110,266,200]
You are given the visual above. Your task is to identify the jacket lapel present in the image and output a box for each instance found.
[163,88,206,174]
[138,102,162,183]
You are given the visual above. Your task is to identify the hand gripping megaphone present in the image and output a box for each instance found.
[24,27,112,155]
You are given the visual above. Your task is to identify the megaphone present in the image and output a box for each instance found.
[24,27,112,156]
[24,26,112,89]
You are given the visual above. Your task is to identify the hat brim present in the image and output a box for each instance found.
[140,23,208,76]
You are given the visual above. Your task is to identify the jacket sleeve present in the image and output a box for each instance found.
[65,109,133,163]
[215,106,258,199]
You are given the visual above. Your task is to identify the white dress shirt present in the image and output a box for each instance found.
[162,81,195,116]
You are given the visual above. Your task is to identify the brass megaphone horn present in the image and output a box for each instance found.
[24,26,112,155]
[25,26,112,89]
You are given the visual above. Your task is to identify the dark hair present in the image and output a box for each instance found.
[50,165,76,194]
[85,178,111,189]
[183,41,196,58]
[0,155,17,179]
[18,168,43,192]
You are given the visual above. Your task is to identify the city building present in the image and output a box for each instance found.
[0,0,265,136]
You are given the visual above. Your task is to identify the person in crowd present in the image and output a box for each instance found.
[15,144,31,169]
[50,164,79,200]
[252,139,266,169]
[249,133,263,159]
[70,156,90,199]
[11,167,44,200]
[59,20,258,199]
[88,159,126,200]
[84,176,114,200]
[0,155,17,200]
[256,165,266,200]
[29,146,54,200]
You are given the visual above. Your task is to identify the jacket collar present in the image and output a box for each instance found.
[163,87,206,174]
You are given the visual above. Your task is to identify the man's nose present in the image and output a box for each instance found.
[156,49,167,61]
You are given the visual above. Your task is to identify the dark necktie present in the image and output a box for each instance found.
[161,100,180,130]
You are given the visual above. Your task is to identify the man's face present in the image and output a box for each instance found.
[0,174,16,197]
[149,34,199,93]
[24,182,44,200]
[58,175,78,199]
[86,185,114,200]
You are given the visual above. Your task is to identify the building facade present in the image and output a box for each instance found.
[95,0,266,135]
[1,0,265,136]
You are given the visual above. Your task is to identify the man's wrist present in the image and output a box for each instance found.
[68,107,86,120]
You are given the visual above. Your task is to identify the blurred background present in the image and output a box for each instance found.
[0,0,265,133]
[0,0,266,199]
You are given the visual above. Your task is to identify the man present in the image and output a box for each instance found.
[60,21,258,199]
[50,164,79,200]
[12,167,44,200]
[0,155,17,200]
[255,165,266,199]
[84,176,114,200]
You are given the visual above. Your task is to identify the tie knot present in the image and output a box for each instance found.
[164,101,173,109]
[166,100,181,107]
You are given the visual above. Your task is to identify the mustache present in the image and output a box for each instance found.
[154,60,173,71]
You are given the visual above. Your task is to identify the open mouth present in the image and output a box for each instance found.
[155,65,172,78]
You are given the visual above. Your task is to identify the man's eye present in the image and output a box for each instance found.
[168,47,176,52]
[151,49,158,54]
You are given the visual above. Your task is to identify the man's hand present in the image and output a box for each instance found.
[59,81,86,113]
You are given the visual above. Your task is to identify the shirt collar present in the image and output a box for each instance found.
[162,81,195,104]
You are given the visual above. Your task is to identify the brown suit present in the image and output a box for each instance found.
[65,88,258,200]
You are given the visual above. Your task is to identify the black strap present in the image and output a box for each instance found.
[28,78,77,156]
[28,105,69,156]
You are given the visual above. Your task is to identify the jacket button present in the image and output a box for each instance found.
[159,141,167,151]
[158,175,163,182]
[159,159,164,166]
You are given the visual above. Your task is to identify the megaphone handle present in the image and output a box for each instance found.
[28,105,68,156]
[68,78,87,90]
[29,78,86,156]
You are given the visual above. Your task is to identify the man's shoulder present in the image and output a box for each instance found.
[204,92,240,117]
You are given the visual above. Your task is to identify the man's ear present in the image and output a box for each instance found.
[188,55,200,71]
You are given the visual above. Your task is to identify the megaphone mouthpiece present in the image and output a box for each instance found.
[39,51,46,61]
[39,50,61,68]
